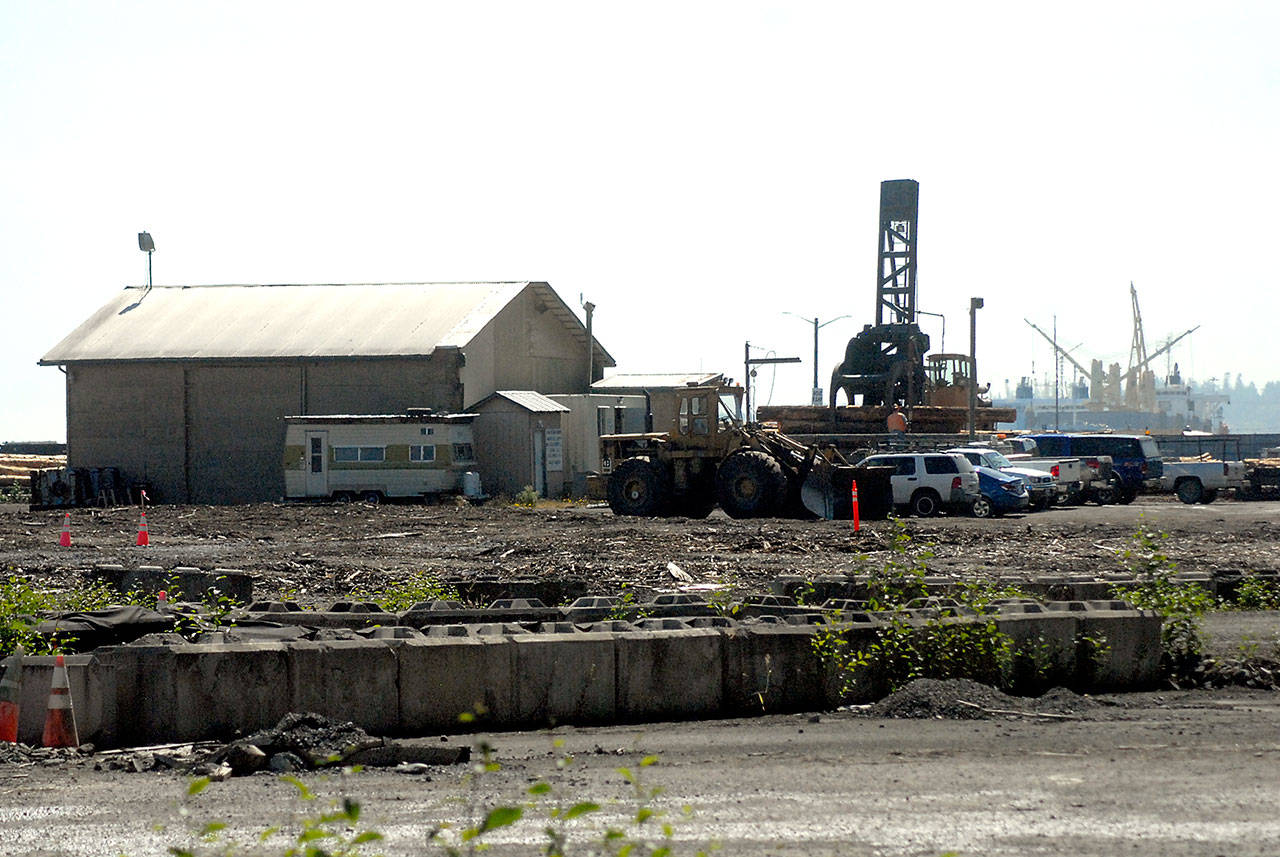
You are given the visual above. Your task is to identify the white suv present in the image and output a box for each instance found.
[856,452,981,517]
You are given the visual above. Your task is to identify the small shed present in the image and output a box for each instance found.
[470,391,570,498]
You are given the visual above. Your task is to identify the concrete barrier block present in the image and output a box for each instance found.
[398,636,518,733]
[511,632,616,726]
[170,643,292,742]
[722,625,826,715]
[287,640,401,735]
[992,613,1080,691]
[94,644,179,747]
[615,628,724,721]
[1076,608,1163,690]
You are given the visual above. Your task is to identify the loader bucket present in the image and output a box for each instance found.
[804,464,895,521]
[800,457,840,519]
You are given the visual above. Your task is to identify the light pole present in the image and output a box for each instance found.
[968,297,984,440]
[782,312,850,406]
[138,231,155,290]
[916,309,945,353]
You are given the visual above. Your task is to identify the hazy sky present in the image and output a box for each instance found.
[3,2,1276,441]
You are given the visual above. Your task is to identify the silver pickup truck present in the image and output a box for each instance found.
[1003,437,1114,504]
[1161,459,1248,504]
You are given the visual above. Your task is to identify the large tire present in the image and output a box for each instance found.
[1199,488,1218,504]
[1176,478,1204,505]
[970,495,995,518]
[716,451,786,519]
[1117,487,1138,505]
[910,489,942,517]
[608,457,668,516]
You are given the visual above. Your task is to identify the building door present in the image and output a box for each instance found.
[532,428,546,497]
[305,431,328,497]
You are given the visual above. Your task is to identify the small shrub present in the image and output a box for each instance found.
[0,573,123,656]
[1112,526,1215,678]
[512,485,539,507]
[1232,574,1280,611]
[354,571,459,613]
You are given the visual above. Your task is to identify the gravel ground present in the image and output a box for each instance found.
[2,495,1278,605]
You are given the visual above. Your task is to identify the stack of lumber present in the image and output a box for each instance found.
[0,454,66,486]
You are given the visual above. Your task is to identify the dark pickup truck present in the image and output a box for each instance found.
[1026,433,1163,504]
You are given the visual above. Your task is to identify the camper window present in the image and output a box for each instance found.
[410,445,436,462]
[334,446,385,463]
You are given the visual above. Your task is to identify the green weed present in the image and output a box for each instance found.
[1112,526,1215,677]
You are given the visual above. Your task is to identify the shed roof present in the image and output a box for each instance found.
[40,281,614,366]
[472,390,571,413]
[592,372,728,391]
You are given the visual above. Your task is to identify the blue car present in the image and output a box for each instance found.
[971,466,1029,518]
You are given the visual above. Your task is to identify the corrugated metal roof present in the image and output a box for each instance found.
[479,391,571,413]
[40,282,614,365]
[593,372,727,390]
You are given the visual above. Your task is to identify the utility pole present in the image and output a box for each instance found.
[783,313,849,406]
[968,297,984,441]
[744,342,801,422]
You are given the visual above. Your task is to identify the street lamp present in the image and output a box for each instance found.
[969,297,984,440]
[916,309,945,353]
[138,231,155,290]
[782,312,851,406]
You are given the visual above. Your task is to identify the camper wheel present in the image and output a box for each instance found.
[361,491,383,505]
[332,491,356,503]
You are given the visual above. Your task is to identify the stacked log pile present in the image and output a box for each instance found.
[0,454,66,486]
[757,404,1018,435]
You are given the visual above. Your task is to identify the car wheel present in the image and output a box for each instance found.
[1117,488,1138,505]
[970,496,994,518]
[332,491,356,503]
[1093,480,1119,505]
[361,491,382,505]
[1198,488,1218,504]
[910,489,941,517]
[1176,478,1204,504]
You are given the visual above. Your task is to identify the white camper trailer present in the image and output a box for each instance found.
[283,411,483,502]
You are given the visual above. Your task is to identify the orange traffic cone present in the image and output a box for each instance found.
[0,645,22,743]
[157,590,169,614]
[42,654,79,748]
[58,513,71,547]
[135,509,149,547]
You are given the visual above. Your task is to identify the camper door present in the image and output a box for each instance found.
[305,431,328,497]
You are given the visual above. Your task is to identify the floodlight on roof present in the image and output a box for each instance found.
[138,231,155,289]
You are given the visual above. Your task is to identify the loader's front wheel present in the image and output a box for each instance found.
[607,457,668,516]
[716,451,786,519]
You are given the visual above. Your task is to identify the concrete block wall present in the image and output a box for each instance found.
[9,607,1162,749]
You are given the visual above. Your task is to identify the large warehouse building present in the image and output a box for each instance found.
[40,281,613,503]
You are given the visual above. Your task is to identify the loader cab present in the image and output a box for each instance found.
[673,385,743,445]
[926,354,991,408]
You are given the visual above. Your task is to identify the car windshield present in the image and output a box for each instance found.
[985,451,1014,468]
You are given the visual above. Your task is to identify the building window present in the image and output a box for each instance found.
[410,445,436,462]
[334,446,385,462]
[452,443,475,462]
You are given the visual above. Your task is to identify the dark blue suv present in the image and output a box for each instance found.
[1027,433,1163,504]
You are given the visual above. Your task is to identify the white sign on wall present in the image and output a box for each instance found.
[544,427,563,472]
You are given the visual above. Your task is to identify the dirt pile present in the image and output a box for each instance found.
[867,678,1100,719]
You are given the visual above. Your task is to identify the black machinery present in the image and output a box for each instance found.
[829,179,931,407]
